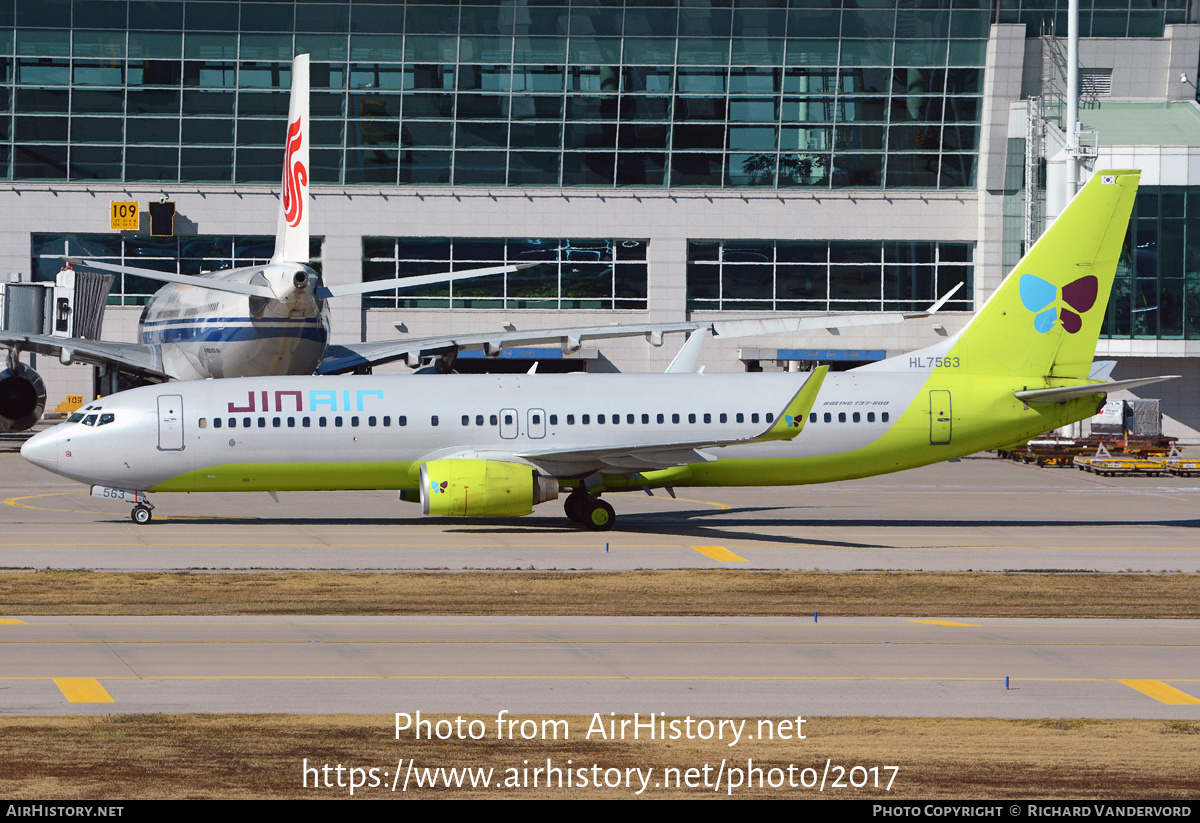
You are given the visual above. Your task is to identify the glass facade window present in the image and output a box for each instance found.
[687,239,973,312]
[0,0,992,188]
[363,237,648,310]
[31,233,324,305]
[998,0,1186,38]
[1102,186,1200,341]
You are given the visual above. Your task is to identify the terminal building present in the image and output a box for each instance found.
[1,0,1199,433]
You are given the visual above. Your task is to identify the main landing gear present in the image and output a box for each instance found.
[564,489,615,531]
[131,502,154,524]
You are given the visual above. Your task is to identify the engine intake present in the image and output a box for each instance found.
[0,362,46,432]
[420,458,558,518]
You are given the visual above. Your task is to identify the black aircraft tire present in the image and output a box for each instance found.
[564,495,587,523]
[131,505,152,525]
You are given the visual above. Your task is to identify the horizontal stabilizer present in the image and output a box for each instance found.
[67,258,275,298]
[1014,375,1178,404]
[315,263,536,299]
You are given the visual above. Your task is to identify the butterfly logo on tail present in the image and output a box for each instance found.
[1019,274,1098,334]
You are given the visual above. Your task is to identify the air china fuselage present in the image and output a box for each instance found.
[138,263,329,381]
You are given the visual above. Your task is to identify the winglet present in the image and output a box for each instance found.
[905,281,963,318]
[751,365,828,442]
[271,54,310,264]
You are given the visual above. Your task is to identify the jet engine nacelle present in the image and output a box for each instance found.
[420,458,558,518]
[0,362,46,432]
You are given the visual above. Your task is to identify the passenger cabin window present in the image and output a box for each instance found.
[567,415,575,425]
[399,416,407,426]
[319,417,327,427]
[335,416,343,427]
[867,412,875,422]
[213,417,222,428]
[751,413,759,423]
[853,412,860,422]
[273,417,281,427]
[627,414,634,424]
[369,416,377,426]
[766,413,774,423]
[809,413,817,423]
[703,413,711,424]
[303,417,311,427]
[672,413,680,423]
[490,415,498,425]
[719,413,727,423]
[351,416,359,427]
[582,414,590,424]
[598,414,605,424]
[736,413,744,423]
[688,413,696,424]
[476,415,484,426]
[257,417,266,428]
[462,415,470,426]
[243,417,251,427]
[838,412,846,422]
[532,414,541,425]
[431,415,439,426]
[288,417,296,427]
[549,414,557,425]
[823,413,831,423]
[882,412,890,422]
[198,418,207,428]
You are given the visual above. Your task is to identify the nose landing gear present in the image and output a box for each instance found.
[131,502,154,524]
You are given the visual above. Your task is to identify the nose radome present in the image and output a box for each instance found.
[20,428,58,472]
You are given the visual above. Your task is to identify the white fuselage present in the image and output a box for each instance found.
[138,264,329,381]
[22,369,963,494]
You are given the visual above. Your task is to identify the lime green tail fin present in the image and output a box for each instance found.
[953,169,1139,380]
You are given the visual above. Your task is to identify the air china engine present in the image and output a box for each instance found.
[419,458,559,517]
[0,362,46,432]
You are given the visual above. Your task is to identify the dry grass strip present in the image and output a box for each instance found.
[1,715,1197,799]
[2,570,1199,618]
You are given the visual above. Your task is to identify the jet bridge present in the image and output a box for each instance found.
[0,266,114,430]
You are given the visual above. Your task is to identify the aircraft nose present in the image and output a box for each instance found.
[21,428,58,473]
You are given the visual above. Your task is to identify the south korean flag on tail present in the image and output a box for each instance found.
[1101,174,1116,185]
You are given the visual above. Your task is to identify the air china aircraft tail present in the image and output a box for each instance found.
[270,53,310,265]
[21,169,1177,531]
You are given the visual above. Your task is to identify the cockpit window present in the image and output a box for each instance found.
[82,415,97,426]
[98,413,115,426]
[67,413,85,423]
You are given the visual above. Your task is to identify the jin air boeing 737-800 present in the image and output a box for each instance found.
[22,170,1173,530]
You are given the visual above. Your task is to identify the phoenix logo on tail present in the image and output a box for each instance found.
[282,116,307,229]
[1019,274,1098,334]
